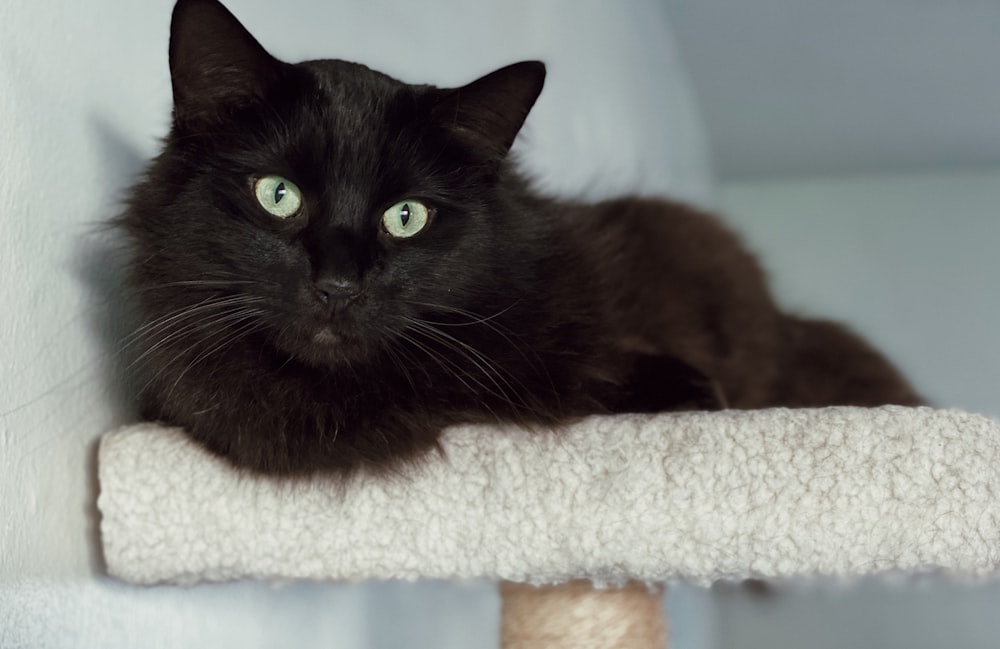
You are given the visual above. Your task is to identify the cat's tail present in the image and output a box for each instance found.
[774,316,924,408]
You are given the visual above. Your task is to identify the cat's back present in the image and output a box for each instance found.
[561,197,784,406]
[570,197,766,284]
[556,196,921,409]
[564,196,777,326]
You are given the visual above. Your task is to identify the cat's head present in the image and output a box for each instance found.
[123,0,546,369]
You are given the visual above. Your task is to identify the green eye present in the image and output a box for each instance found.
[382,200,431,238]
[254,175,303,219]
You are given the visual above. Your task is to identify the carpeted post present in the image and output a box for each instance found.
[500,580,667,649]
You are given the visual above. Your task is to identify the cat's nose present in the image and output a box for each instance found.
[313,275,360,305]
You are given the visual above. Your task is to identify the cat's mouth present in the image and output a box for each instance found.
[270,308,373,368]
[312,326,342,346]
[278,323,357,368]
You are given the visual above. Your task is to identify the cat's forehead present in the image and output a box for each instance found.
[288,58,430,158]
[281,60,428,187]
[299,59,414,108]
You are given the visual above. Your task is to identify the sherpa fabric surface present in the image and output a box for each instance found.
[98,407,1000,586]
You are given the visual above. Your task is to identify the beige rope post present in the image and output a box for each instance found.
[500,580,668,649]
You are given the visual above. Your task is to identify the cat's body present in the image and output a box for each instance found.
[119,0,920,476]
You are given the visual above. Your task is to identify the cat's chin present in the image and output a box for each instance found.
[290,343,357,369]
[269,322,369,369]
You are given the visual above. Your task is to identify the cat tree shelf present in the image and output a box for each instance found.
[98,407,1000,648]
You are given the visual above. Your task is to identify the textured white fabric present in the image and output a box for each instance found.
[98,407,1000,586]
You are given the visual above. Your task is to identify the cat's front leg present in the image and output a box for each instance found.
[611,353,727,413]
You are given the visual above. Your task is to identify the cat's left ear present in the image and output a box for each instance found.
[168,0,285,127]
[432,61,546,163]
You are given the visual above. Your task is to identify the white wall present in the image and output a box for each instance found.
[1,0,714,646]
[0,0,168,580]
[662,0,1000,180]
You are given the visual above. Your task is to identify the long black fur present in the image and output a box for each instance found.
[117,0,921,477]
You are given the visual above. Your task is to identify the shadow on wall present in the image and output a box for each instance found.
[74,114,151,573]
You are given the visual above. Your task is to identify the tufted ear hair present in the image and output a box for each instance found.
[168,0,285,127]
[432,61,546,163]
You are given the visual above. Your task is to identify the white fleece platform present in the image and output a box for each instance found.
[98,407,1000,586]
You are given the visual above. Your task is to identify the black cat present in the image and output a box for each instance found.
[117,0,921,476]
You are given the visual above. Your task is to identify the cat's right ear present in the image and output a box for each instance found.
[432,61,546,164]
[168,0,283,127]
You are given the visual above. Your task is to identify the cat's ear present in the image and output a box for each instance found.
[433,61,546,162]
[168,0,284,126]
